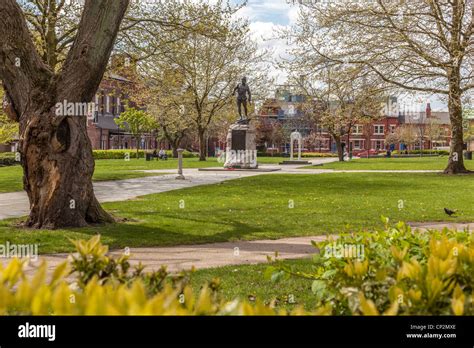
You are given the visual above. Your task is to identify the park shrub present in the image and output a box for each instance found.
[1,149,202,164]
[0,152,17,166]
[92,149,198,160]
[3,224,471,316]
[258,151,336,158]
[93,149,146,160]
[391,150,449,156]
[0,236,327,315]
[168,150,198,158]
[266,219,474,315]
[68,236,191,296]
[301,152,337,158]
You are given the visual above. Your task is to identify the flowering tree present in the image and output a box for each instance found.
[289,0,474,173]
[115,108,157,159]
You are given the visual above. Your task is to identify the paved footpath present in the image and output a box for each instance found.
[2,222,472,278]
[0,160,444,220]
[0,158,338,220]
[3,235,330,278]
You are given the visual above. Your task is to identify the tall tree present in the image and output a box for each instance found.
[148,1,269,161]
[17,0,83,70]
[129,65,195,158]
[296,65,385,161]
[291,0,474,173]
[398,125,418,151]
[0,0,129,228]
[115,107,157,159]
[16,0,238,71]
[426,119,443,151]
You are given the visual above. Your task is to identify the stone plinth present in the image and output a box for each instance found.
[224,122,258,169]
[280,160,312,165]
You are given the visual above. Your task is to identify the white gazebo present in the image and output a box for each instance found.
[280,131,311,165]
[290,130,303,161]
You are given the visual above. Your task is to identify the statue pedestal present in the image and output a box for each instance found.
[280,160,312,165]
[224,122,258,169]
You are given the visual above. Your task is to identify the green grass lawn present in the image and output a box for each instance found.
[0,157,287,193]
[190,259,317,310]
[1,173,472,253]
[306,156,474,171]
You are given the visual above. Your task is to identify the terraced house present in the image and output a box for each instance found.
[257,88,452,154]
[86,72,157,151]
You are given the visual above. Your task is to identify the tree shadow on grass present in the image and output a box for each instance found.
[60,217,272,252]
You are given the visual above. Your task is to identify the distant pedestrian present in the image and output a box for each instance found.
[158,149,167,160]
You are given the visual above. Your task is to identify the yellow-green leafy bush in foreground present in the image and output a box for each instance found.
[1,221,472,316]
[0,236,328,315]
[267,220,474,315]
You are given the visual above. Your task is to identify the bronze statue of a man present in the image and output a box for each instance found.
[233,77,251,121]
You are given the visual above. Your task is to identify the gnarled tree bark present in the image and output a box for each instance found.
[0,0,129,229]
[445,70,468,174]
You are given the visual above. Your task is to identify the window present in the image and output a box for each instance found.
[316,139,329,150]
[372,140,385,150]
[106,95,110,114]
[110,96,115,115]
[99,92,105,114]
[390,125,396,133]
[101,134,108,150]
[315,125,328,133]
[353,140,363,150]
[353,125,363,135]
[374,125,385,135]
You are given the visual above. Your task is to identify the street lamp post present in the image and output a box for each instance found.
[176,148,185,180]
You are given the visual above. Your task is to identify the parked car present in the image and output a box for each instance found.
[352,149,379,157]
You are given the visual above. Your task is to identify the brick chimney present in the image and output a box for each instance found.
[426,102,432,118]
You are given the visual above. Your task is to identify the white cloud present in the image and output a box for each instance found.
[235,0,300,85]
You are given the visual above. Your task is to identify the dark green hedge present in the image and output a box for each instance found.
[0,150,199,164]
[0,152,18,166]
[391,150,449,156]
[257,151,337,158]
[92,149,198,160]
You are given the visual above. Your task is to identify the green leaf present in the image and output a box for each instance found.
[321,269,337,279]
[270,270,285,283]
[263,266,276,280]
[311,280,327,300]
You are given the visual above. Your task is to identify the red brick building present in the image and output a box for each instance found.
[86,73,156,150]
[257,88,452,154]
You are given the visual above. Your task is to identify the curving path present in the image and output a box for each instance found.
[1,222,472,279]
[0,158,337,220]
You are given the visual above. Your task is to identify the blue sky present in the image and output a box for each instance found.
[233,0,296,25]
[230,0,298,84]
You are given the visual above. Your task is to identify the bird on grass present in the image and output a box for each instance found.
[444,208,457,217]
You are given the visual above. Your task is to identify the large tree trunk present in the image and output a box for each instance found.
[162,126,184,158]
[333,136,344,162]
[198,129,206,161]
[171,140,179,158]
[445,72,469,174]
[165,135,181,158]
[0,0,129,229]
[136,136,140,159]
[21,111,113,228]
